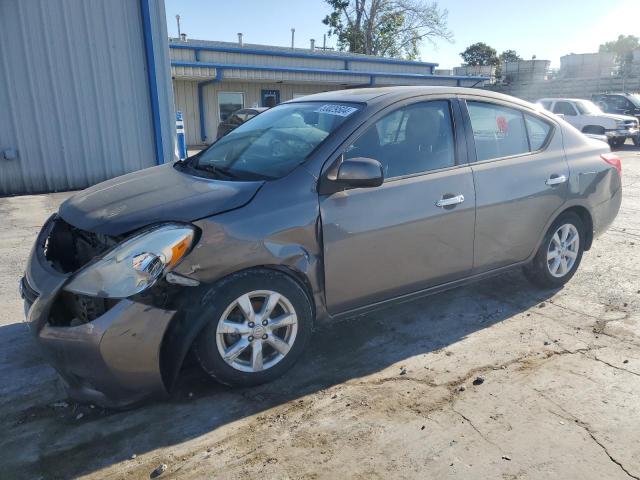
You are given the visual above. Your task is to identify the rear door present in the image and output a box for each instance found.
[320,97,476,314]
[461,97,569,272]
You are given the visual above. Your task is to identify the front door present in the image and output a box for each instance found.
[320,99,476,314]
[462,98,569,272]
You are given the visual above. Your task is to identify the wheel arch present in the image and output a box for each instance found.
[158,264,316,392]
[561,205,594,251]
[532,204,594,259]
[581,125,605,135]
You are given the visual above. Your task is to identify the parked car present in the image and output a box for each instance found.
[216,107,268,139]
[592,92,640,125]
[22,87,622,407]
[537,97,639,147]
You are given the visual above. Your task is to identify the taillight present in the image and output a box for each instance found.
[601,153,622,176]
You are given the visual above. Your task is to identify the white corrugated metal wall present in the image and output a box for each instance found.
[0,0,174,195]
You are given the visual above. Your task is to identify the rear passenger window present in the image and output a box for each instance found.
[345,100,455,179]
[467,102,529,161]
[525,114,552,151]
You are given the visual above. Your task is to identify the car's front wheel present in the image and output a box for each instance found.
[633,135,640,147]
[524,212,585,289]
[610,137,626,148]
[193,269,313,387]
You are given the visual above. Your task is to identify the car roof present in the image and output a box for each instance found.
[285,86,536,109]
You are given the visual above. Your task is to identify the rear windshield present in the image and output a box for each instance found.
[189,102,361,180]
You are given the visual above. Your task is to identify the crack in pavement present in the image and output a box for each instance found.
[450,406,503,451]
[535,390,640,480]
[584,354,640,378]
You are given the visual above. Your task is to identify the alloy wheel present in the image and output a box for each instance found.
[546,224,580,278]
[216,290,298,373]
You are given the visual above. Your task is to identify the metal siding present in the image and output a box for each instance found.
[349,61,428,74]
[374,76,460,86]
[220,68,369,84]
[0,0,172,195]
[173,81,201,146]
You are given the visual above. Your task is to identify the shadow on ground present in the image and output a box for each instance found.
[1,271,555,479]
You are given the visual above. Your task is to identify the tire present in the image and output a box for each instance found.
[633,136,640,147]
[193,269,313,387]
[611,138,626,148]
[523,212,585,289]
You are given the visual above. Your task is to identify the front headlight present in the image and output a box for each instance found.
[64,224,197,298]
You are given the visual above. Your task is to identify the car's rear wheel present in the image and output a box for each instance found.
[193,269,313,387]
[524,212,585,289]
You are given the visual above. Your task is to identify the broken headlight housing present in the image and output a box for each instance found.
[64,224,197,299]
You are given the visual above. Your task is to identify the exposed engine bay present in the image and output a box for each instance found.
[43,216,122,326]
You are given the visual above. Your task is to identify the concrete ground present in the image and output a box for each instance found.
[1,146,639,480]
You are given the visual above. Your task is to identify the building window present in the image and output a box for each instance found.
[218,92,244,122]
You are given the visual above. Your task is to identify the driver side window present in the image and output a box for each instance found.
[344,100,455,179]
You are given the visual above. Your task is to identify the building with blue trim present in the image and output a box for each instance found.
[0,0,486,195]
[170,38,487,147]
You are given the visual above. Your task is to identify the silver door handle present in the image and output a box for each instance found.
[545,175,567,186]
[435,194,465,207]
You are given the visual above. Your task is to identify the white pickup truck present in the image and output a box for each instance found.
[537,98,640,147]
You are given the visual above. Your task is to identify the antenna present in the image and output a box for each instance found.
[291,28,295,49]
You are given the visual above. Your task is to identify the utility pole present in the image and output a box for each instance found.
[176,14,181,38]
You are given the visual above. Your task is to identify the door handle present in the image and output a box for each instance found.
[545,175,567,186]
[435,194,465,207]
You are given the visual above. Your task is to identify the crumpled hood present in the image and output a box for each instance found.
[59,162,263,235]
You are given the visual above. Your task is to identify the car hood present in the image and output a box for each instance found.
[595,113,638,122]
[59,162,263,236]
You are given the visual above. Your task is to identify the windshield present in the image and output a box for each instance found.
[575,100,603,115]
[190,102,361,180]
[628,94,640,107]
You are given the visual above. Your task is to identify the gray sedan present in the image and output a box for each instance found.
[21,87,622,407]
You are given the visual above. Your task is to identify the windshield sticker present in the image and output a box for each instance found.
[315,104,358,117]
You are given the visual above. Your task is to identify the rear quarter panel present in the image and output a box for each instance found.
[560,123,622,236]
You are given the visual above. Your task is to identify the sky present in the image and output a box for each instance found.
[164,0,640,69]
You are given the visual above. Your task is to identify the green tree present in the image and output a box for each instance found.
[599,35,639,71]
[323,0,452,59]
[499,49,521,64]
[460,42,499,66]
[496,49,521,79]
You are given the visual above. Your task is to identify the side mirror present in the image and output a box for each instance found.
[337,157,384,188]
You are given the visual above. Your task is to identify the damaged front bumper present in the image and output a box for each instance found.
[21,216,177,408]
